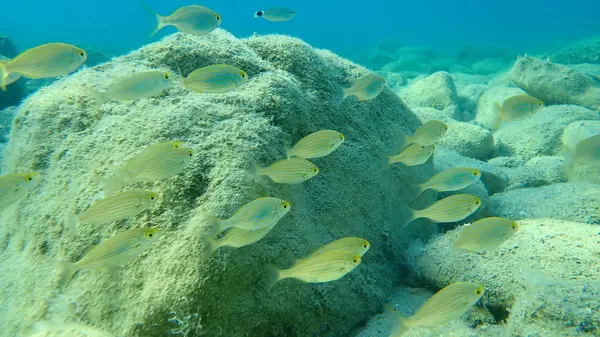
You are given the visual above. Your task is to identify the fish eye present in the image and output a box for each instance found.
[147,232,153,238]
[240,71,247,78]
[431,145,436,149]
[353,258,358,263]
[512,224,517,229]
[312,167,318,173]
[363,243,368,248]
[173,143,180,149]
[339,134,344,140]
[163,73,170,79]
[282,202,288,209]
[444,125,448,130]
[26,175,33,181]
[216,15,221,21]
[476,288,482,295]
[150,196,155,200]
[473,171,478,175]
[538,101,543,106]
[79,51,85,57]
[475,200,480,205]
[188,151,193,157]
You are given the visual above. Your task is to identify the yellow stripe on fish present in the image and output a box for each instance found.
[268,251,361,289]
[147,5,221,36]
[417,167,481,195]
[405,194,481,226]
[255,157,319,184]
[0,43,86,91]
[404,120,448,146]
[73,189,158,226]
[286,130,345,159]
[98,141,193,194]
[211,197,291,233]
[182,64,248,93]
[202,226,274,260]
[342,73,386,101]
[307,237,370,258]
[389,144,435,167]
[387,282,485,336]
[454,217,518,252]
[58,227,160,288]
[0,172,41,211]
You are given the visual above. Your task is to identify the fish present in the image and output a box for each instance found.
[58,227,160,288]
[404,120,448,146]
[90,71,173,107]
[98,141,193,194]
[573,134,600,165]
[404,194,481,226]
[0,172,41,211]
[70,189,159,229]
[286,130,345,159]
[148,5,221,36]
[342,73,386,101]
[387,282,485,336]
[202,226,273,259]
[416,167,481,195]
[388,144,435,167]
[495,94,543,125]
[0,60,21,87]
[255,157,319,184]
[454,217,518,252]
[0,43,86,91]
[268,251,361,288]
[211,197,291,233]
[182,64,248,93]
[254,7,295,22]
[307,237,370,258]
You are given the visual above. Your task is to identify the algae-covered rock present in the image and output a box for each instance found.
[0,30,433,337]
[503,156,566,190]
[490,183,600,223]
[399,71,458,115]
[510,56,600,110]
[413,219,600,336]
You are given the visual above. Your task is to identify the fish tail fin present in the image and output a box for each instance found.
[285,148,293,159]
[0,62,9,92]
[392,126,409,152]
[86,87,106,111]
[100,165,128,195]
[265,264,282,291]
[205,215,228,235]
[66,213,79,236]
[57,261,79,291]
[142,3,166,37]
[562,147,577,180]
[384,304,409,336]
[399,204,417,228]
[412,182,426,198]
[199,232,218,262]
[492,102,503,130]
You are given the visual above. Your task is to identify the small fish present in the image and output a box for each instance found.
[0,43,86,91]
[148,5,221,36]
[416,167,481,195]
[254,7,295,22]
[404,120,448,146]
[496,94,543,125]
[255,157,319,184]
[98,141,193,194]
[573,134,600,165]
[454,217,518,252]
[268,251,361,288]
[59,227,160,288]
[286,130,345,159]
[405,194,481,226]
[387,282,485,336]
[389,144,435,167]
[342,73,386,101]
[182,64,248,93]
[70,189,158,228]
[211,197,291,233]
[308,237,370,258]
[0,60,21,87]
[90,71,173,107]
[202,226,273,259]
[0,172,41,211]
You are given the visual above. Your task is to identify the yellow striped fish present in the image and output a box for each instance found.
[286,130,345,159]
[268,251,361,289]
[148,5,221,36]
[387,282,485,336]
[99,141,193,194]
[0,43,86,91]
[59,227,160,288]
[389,144,435,167]
[182,64,248,93]
[202,226,273,259]
[404,120,448,146]
[342,73,386,101]
[308,237,370,258]
[454,217,518,252]
[255,157,319,184]
[71,190,158,228]
[211,197,290,233]
[0,172,41,211]
[405,194,481,226]
[416,167,481,195]
[90,71,173,107]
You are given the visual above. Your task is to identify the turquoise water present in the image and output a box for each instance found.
[1,1,600,337]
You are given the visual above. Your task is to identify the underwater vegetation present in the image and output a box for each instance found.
[0,3,599,337]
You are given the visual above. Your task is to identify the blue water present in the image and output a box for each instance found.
[3,0,600,60]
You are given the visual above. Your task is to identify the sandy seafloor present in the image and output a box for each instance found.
[1,31,600,337]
